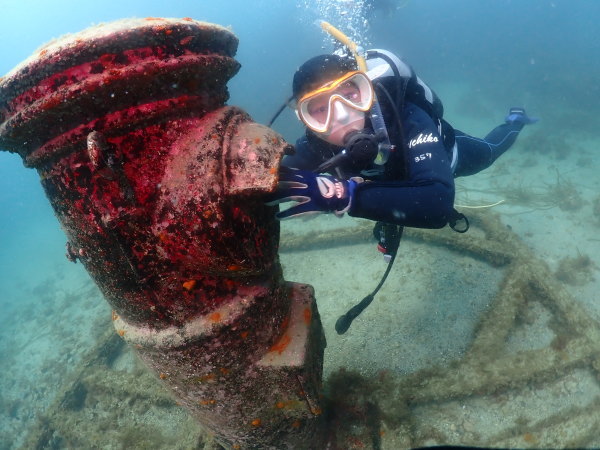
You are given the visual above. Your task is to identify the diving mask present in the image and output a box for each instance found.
[296,71,374,134]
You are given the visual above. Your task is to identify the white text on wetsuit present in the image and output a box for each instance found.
[408,132,439,149]
[414,153,432,162]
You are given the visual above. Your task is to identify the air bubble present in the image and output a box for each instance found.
[297,0,372,48]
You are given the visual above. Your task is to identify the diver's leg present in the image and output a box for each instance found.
[453,107,539,178]
[453,122,521,177]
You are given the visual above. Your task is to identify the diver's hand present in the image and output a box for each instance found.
[265,167,360,220]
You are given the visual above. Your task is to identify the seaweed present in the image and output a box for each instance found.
[455,168,585,215]
[554,250,596,285]
[543,169,584,212]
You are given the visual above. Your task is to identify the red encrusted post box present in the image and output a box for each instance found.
[0,18,326,448]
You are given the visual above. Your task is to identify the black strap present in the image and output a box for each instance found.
[267,95,295,128]
[335,223,403,334]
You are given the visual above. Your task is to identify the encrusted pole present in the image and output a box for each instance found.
[0,18,326,448]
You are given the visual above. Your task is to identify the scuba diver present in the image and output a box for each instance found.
[267,49,537,227]
[266,24,537,333]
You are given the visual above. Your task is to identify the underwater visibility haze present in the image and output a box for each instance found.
[1,0,600,448]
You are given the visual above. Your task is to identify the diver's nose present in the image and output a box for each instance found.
[332,100,350,124]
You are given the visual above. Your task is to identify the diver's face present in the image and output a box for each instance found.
[298,74,368,146]
[317,100,366,146]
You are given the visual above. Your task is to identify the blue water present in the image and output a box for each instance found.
[1,0,599,447]
[2,0,598,306]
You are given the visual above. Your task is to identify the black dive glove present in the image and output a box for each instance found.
[265,167,361,220]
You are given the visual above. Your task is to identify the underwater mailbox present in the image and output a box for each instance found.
[0,17,327,448]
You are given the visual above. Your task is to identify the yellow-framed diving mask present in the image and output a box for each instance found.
[296,71,374,134]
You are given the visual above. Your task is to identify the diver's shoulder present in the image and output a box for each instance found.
[403,101,437,124]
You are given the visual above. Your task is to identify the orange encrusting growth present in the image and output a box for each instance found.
[303,307,312,325]
[182,279,196,291]
[270,334,291,354]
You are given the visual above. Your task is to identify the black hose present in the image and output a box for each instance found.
[267,95,295,128]
[335,224,403,334]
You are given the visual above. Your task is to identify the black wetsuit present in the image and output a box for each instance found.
[282,101,524,229]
